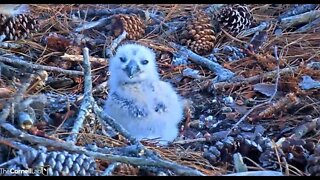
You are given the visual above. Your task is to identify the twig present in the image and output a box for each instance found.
[93,101,139,145]
[291,118,320,139]
[0,75,34,121]
[0,123,204,176]
[226,46,282,135]
[0,136,36,153]
[279,10,320,29]
[220,29,247,44]
[269,46,280,102]
[295,17,320,33]
[105,31,127,58]
[0,55,83,76]
[224,171,283,176]
[101,162,121,176]
[204,4,224,15]
[172,138,206,145]
[279,4,318,19]
[211,65,300,91]
[74,17,109,32]
[0,62,20,78]
[169,42,235,82]
[236,21,270,38]
[75,8,145,18]
[226,102,269,136]
[0,157,20,168]
[66,48,93,144]
[61,53,107,65]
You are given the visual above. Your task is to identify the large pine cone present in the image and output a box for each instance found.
[111,14,145,40]
[4,149,97,176]
[31,150,97,176]
[0,13,39,41]
[180,11,216,55]
[217,4,253,35]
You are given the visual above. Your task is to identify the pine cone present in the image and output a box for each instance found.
[111,14,145,40]
[180,11,216,55]
[217,4,253,35]
[30,150,97,176]
[0,13,39,41]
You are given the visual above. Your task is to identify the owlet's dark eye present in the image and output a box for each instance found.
[120,57,126,62]
[141,60,149,65]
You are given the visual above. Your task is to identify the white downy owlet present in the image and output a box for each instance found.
[104,43,184,145]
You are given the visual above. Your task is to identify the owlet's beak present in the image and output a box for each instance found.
[124,60,140,79]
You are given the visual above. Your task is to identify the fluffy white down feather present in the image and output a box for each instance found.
[104,43,184,145]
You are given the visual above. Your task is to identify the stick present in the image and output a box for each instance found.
[224,171,283,176]
[295,17,320,33]
[74,17,109,32]
[101,162,121,176]
[204,4,224,15]
[0,56,83,76]
[0,123,204,176]
[221,29,247,44]
[211,66,299,91]
[291,118,320,139]
[93,101,140,145]
[105,31,127,58]
[268,46,280,102]
[279,10,320,29]
[74,8,146,18]
[226,102,269,136]
[226,46,282,135]
[60,53,107,65]
[172,138,206,145]
[236,21,270,38]
[0,75,34,121]
[66,48,93,144]
[169,42,235,82]
[279,4,318,19]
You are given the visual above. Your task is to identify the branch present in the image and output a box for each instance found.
[279,4,318,19]
[268,46,280,102]
[93,101,140,145]
[226,102,269,136]
[169,42,235,82]
[226,46,282,135]
[236,21,270,38]
[295,17,320,33]
[60,53,107,65]
[0,75,34,121]
[279,10,320,29]
[66,48,93,143]
[211,66,299,92]
[0,122,204,176]
[224,171,283,176]
[291,118,320,139]
[74,8,145,18]
[0,55,83,76]
[74,17,109,32]
[101,162,121,176]
[105,31,127,58]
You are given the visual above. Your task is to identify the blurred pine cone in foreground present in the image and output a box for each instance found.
[0,4,39,41]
